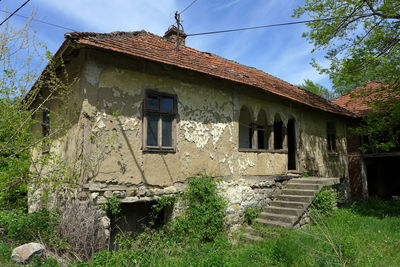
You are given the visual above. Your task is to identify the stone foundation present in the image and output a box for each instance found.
[76,175,292,242]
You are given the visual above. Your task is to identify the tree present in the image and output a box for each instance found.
[0,16,73,209]
[294,0,400,151]
[297,79,334,100]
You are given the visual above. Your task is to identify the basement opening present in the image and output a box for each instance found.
[109,200,171,250]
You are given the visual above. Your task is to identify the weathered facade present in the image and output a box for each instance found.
[29,28,352,240]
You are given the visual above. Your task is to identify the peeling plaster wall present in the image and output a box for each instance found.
[74,49,349,187]
[32,48,348,193]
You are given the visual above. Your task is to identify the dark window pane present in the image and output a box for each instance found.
[146,95,159,110]
[147,114,159,146]
[42,110,50,136]
[162,116,173,147]
[161,97,174,113]
[257,126,265,149]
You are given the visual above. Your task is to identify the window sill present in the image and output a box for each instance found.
[143,147,176,154]
[238,148,288,154]
[327,151,339,156]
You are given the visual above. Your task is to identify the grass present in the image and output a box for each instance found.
[84,199,400,267]
[1,199,400,266]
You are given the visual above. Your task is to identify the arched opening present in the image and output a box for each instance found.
[287,118,296,170]
[256,109,270,149]
[274,114,283,149]
[239,106,252,149]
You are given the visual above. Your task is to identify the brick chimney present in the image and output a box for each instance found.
[164,26,187,46]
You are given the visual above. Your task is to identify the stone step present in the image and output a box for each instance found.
[281,189,316,196]
[243,233,263,242]
[289,177,340,186]
[255,218,292,229]
[264,206,303,216]
[277,194,313,203]
[286,183,322,190]
[258,212,297,224]
[270,200,308,209]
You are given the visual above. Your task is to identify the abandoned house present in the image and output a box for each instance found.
[333,81,400,200]
[28,26,356,243]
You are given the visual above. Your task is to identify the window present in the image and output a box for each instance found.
[143,90,177,152]
[273,114,283,149]
[239,107,270,151]
[327,120,336,152]
[42,109,50,153]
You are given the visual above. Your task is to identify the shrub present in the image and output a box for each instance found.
[244,206,263,225]
[310,187,338,215]
[56,200,106,262]
[102,195,121,215]
[0,209,58,244]
[179,175,226,241]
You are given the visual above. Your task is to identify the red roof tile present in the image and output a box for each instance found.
[333,81,394,117]
[65,30,354,117]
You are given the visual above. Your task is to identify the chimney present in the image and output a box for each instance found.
[164,26,187,46]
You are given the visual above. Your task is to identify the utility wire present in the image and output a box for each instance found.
[0,0,31,26]
[0,9,77,31]
[187,13,374,36]
[179,0,199,14]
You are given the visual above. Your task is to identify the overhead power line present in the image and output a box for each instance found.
[179,0,199,14]
[0,0,31,26]
[0,9,77,31]
[187,13,374,37]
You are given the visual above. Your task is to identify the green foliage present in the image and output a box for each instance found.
[244,206,263,225]
[297,79,334,100]
[179,175,226,241]
[30,255,58,267]
[310,187,338,215]
[111,110,120,117]
[294,0,400,152]
[83,199,400,266]
[0,209,58,244]
[102,195,121,215]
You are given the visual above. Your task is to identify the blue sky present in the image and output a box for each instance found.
[1,0,333,90]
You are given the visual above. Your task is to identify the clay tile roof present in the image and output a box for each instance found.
[65,30,354,117]
[332,81,391,117]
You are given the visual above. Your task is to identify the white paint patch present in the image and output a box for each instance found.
[238,158,255,173]
[84,60,103,87]
[179,120,210,148]
[210,123,227,146]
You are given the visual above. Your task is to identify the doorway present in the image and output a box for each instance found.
[287,119,296,170]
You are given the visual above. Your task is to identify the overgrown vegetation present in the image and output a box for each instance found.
[310,187,338,215]
[244,206,263,225]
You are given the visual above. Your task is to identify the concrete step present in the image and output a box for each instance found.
[281,189,316,196]
[286,183,322,190]
[277,194,313,203]
[258,212,297,224]
[270,200,308,209]
[289,177,340,186]
[243,233,263,242]
[264,206,303,216]
[255,218,292,229]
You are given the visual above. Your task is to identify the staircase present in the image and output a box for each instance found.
[243,177,340,242]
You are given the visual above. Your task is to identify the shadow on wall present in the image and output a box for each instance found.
[300,131,347,177]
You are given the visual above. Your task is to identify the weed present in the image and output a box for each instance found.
[244,206,263,224]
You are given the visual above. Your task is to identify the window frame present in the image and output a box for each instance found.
[142,90,177,153]
[42,108,50,153]
[327,120,336,152]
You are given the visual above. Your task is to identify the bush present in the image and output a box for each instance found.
[310,187,338,215]
[0,209,58,244]
[244,206,263,225]
[56,200,106,262]
[180,175,226,241]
